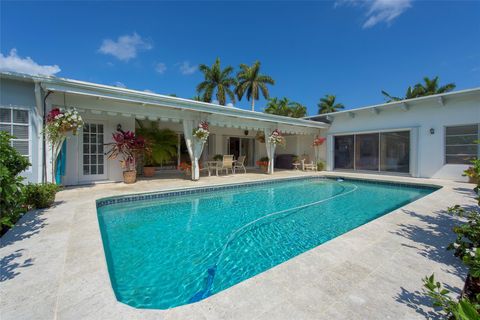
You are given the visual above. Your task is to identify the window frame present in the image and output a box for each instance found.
[0,106,32,162]
[444,124,480,165]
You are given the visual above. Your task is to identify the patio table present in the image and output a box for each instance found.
[205,160,236,176]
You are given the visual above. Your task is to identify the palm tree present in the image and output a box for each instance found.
[317,95,344,114]
[382,76,456,102]
[415,76,456,96]
[382,86,422,102]
[235,61,275,111]
[264,97,292,116]
[196,58,237,106]
[289,102,307,118]
[136,122,178,165]
[264,98,306,118]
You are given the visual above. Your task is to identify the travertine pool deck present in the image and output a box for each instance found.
[1,171,476,319]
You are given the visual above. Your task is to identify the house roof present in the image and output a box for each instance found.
[0,71,329,130]
[305,87,480,122]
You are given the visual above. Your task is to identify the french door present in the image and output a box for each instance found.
[80,122,107,181]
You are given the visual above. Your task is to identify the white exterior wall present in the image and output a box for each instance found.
[326,96,480,181]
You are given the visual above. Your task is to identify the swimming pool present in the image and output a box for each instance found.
[96,177,436,309]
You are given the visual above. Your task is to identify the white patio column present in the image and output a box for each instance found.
[182,120,206,181]
[264,129,276,174]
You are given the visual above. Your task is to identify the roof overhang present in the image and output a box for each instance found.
[305,87,480,122]
[1,72,329,132]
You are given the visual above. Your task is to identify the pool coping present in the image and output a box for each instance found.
[0,171,475,320]
[96,175,441,208]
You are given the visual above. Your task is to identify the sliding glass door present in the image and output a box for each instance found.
[228,137,255,166]
[334,135,354,169]
[334,130,410,174]
[380,131,410,173]
[355,133,379,171]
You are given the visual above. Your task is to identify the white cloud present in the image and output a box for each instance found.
[0,48,61,76]
[114,81,126,88]
[179,61,197,75]
[155,62,167,74]
[99,33,152,61]
[336,0,412,28]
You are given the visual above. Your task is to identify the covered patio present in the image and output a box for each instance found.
[42,79,329,185]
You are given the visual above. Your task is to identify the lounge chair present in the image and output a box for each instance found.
[302,156,317,171]
[233,155,246,174]
[213,155,234,175]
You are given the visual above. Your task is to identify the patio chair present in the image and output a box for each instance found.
[233,155,247,174]
[213,155,234,175]
[199,162,212,176]
[302,156,317,171]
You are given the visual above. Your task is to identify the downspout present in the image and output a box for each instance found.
[42,89,53,183]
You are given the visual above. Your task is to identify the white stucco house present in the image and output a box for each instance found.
[0,71,478,185]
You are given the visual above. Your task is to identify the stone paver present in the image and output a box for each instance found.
[0,171,475,319]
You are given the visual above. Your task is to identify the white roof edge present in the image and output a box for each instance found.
[304,87,480,119]
[0,71,329,129]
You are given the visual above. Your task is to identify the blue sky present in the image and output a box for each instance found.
[1,1,479,115]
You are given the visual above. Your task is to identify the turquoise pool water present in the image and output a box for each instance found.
[97,177,435,309]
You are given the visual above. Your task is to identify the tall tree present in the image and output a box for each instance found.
[264,97,292,116]
[235,61,275,111]
[289,102,307,118]
[264,98,307,118]
[382,86,422,102]
[317,95,344,114]
[382,76,456,102]
[196,58,237,106]
[415,76,456,96]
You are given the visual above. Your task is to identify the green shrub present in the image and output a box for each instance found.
[213,154,223,161]
[25,183,61,209]
[317,161,325,171]
[0,131,30,233]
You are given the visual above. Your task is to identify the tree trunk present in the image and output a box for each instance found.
[462,273,480,302]
[251,99,255,112]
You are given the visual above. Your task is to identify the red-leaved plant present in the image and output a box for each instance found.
[105,130,146,171]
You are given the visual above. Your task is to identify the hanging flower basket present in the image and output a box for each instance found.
[313,136,326,146]
[193,121,210,141]
[44,107,84,183]
[256,131,265,143]
[268,129,286,146]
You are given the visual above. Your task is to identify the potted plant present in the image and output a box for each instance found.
[256,156,269,173]
[317,161,325,171]
[213,154,223,161]
[136,122,178,177]
[464,159,480,184]
[105,130,146,184]
[178,161,192,176]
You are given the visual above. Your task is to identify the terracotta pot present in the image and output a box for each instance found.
[123,170,137,184]
[143,166,155,177]
[260,165,268,173]
[468,176,479,184]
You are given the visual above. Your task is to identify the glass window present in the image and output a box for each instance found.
[334,135,354,169]
[0,107,30,157]
[380,131,410,173]
[355,133,379,171]
[445,124,479,164]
